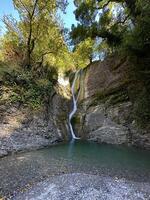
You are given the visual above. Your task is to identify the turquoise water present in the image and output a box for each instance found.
[40,140,150,173]
[0,141,150,196]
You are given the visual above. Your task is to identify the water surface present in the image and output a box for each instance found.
[0,141,150,197]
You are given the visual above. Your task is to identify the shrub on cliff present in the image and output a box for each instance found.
[1,65,56,109]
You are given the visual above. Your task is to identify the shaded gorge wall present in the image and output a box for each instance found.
[71,55,150,149]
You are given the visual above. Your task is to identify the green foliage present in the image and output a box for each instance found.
[0,0,76,110]
[2,69,53,109]
[1,0,71,72]
[71,0,150,59]
[123,0,150,57]
[0,61,20,81]
[73,38,95,68]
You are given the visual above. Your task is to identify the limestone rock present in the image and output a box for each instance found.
[74,55,150,149]
[0,85,70,157]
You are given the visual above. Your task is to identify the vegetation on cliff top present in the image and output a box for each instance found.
[0,0,94,109]
[0,0,150,125]
[0,0,70,109]
[71,0,150,60]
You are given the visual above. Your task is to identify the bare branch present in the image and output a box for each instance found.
[30,0,39,20]
[36,50,54,66]
[93,0,112,10]
[41,51,54,57]
[3,15,18,33]
[102,0,112,8]
[17,0,31,17]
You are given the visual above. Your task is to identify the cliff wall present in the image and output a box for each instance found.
[73,55,150,149]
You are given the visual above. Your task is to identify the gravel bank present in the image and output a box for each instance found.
[12,173,150,200]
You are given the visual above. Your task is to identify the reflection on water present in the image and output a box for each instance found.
[67,139,76,159]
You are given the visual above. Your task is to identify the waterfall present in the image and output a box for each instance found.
[69,71,80,139]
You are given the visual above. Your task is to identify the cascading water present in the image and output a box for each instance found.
[69,71,80,139]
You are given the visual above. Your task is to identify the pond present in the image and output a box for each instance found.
[0,140,150,197]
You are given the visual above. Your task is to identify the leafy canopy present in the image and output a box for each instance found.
[71,0,150,58]
[1,0,71,71]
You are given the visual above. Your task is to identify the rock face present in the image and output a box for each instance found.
[73,55,150,149]
[0,84,70,157]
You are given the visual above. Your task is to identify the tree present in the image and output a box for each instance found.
[122,0,150,57]
[3,0,68,69]
[73,38,97,68]
[71,0,150,57]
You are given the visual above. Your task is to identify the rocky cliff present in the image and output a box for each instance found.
[0,84,70,157]
[73,55,150,149]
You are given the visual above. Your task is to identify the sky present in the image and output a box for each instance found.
[61,0,77,29]
[0,0,77,35]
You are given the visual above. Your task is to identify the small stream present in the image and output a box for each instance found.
[0,141,150,197]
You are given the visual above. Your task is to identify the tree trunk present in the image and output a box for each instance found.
[25,0,39,70]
